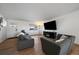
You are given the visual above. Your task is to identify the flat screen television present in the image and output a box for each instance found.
[44,20,57,30]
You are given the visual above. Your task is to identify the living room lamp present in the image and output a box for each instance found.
[35,20,44,34]
[35,20,44,27]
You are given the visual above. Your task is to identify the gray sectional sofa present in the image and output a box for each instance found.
[40,34,75,55]
[17,34,34,51]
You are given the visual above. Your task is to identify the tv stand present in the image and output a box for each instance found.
[43,31,57,39]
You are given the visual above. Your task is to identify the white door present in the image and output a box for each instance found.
[7,25,17,38]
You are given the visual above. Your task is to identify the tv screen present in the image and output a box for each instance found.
[44,20,57,30]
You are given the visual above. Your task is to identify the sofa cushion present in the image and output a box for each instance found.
[56,34,62,40]
[25,35,32,40]
[60,35,68,39]
[55,38,65,42]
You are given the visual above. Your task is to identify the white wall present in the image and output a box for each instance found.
[55,10,79,44]
[7,20,29,33]
[7,19,40,38]
[7,20,30,38]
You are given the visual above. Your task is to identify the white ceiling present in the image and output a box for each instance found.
[0,3,79,21]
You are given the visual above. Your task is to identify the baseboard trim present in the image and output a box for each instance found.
[7,37,17,39]
[0,37,17,44]
[0,39,7,44]
[74,43,79,46]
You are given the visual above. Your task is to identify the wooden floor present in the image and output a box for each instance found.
[0,36,79,55]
